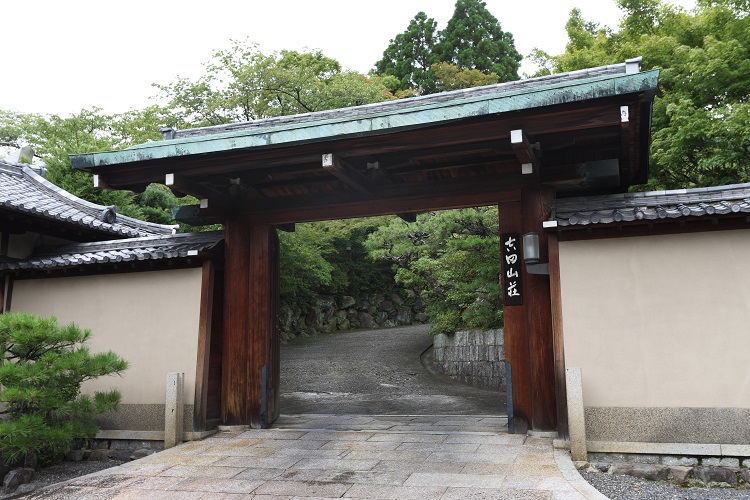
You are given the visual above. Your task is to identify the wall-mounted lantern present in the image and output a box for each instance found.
[523,232,549,275]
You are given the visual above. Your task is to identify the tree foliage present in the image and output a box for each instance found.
[374,0,520,95]
[365,207,502,334]
[434,0,521,81]
[0,313,128,464]
[374,12,440,94]
[280,217,398,310]
[0,107,184,224]
[155,40,395,127]
[531,0,750,189]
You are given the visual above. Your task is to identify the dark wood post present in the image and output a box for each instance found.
[498,194,532,433]
[522,187,557,431]
[221,220,279,427]
[499,187,557,432]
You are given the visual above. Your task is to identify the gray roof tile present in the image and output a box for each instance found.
[555,183,750,227]
[1,231,223,271]
[0,160,177,238]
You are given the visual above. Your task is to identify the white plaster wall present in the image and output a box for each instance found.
[10,268,203,405]
[559,229,750,409]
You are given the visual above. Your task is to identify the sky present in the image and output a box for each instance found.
[2,0,696,117]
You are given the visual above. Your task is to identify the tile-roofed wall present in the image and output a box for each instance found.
[168,61,635,140]
[0,160,177,238]
[1,231,223,272]
[554,183,750,227]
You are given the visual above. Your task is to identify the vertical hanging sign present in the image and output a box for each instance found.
[501,232,523,306]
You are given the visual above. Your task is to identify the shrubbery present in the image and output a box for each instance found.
[365,207,503,334]
[0,313,127,465]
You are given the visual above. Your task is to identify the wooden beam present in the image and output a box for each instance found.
[275,224,296,232]
[397,213,418,223]
[244,183,526,225]
[93,174,111,190]
[541,164,586,185]
[166,173,229,210]
[510,129,540,174]
[322,154,374,194]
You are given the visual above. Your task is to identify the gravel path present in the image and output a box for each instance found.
[280,324,506,415]
[581,471,750,499]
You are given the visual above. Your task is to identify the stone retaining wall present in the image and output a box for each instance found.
[432,329,505,391]
[280,292,427,339]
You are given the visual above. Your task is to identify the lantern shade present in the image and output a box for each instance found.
[523,232,540,264]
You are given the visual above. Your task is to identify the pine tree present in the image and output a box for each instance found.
[374,12,440,93]
[434,0,522,82]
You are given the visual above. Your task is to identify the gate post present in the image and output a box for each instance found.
[499,187,557,432]
[221,220,279,427]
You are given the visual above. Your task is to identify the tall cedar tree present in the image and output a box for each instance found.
[374,12,440,93]
[434,0,522,82]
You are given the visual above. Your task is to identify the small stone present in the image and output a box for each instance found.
[2,468,35,494]
[609,463,669,481]
[668,466,693,484]
[592,462,610,473]
[702,457,721,466]
[740,469,750,485]
[338,296,356,309]
[661,456,698,467]
[14,483,38,495]
[743,458,750,468]
[719,457,740,467]
[625,454,660,464]
[88,449,112,461]
[110,449,133,461]
[65,450,85,462]
[573,461,590,470]
[131,449,154,460]
[692,466,738,486]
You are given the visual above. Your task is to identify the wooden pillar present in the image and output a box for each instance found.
[499,187,557,432]
[222,220,279,427]
[548,230,569,438]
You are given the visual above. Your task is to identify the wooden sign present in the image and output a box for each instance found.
[501,232,523,306]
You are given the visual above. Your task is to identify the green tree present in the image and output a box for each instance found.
[532,0,750,189]
[430,62,500,92]
[0,312,127,464]
[434,0,522,82]
[155,40,395,127]
[374,12,440,94]
[365,207,502,334]
[0,107,183,223]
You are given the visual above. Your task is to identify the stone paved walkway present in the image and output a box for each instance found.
[27,414,606,499]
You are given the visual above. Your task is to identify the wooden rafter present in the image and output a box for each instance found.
[321,154,374,194]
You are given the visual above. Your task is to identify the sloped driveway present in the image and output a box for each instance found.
[280,324,505,416]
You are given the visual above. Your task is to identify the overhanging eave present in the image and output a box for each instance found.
[70,70,659,172]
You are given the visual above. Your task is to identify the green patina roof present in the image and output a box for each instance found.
[71,65,659,171]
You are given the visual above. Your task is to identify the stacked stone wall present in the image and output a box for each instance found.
[279,292,427,340]
[432,329,505,391]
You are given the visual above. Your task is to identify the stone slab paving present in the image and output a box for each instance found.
[27,415,607,499]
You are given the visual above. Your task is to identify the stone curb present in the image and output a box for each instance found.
[554,449,610,500]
